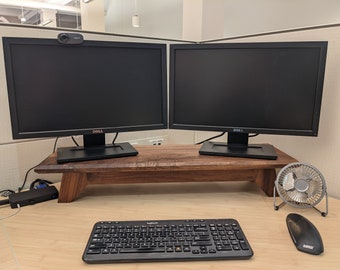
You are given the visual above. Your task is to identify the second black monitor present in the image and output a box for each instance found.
[169,41,327,159]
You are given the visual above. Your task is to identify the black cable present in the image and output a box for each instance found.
[248,133,259,137]
[17,135,78,192]
[18,164,38,192]
[53,136,80,153]
[0,199,9,206]
[71,136,80,146]
[112,133,119,144]
[19,137,57,192]
[195,132,226,145]
[53,137,59,152]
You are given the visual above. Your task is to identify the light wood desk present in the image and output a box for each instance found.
[1,181,339,270]
[34,144,297,202]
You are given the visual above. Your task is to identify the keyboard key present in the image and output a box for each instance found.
[191,241,213,246]
[119,247,165,253]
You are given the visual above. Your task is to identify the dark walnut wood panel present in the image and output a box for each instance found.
[35,144,297,202]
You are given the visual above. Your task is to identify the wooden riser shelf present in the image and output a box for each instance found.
[35,144,297,203]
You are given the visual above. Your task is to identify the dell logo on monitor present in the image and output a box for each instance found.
[233,128,244,133]
[92,129,104,134]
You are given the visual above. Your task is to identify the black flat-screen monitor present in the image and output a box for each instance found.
[170,41,327,159]
[3,36,167,163]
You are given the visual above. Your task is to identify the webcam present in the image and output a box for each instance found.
[57,33,84,45]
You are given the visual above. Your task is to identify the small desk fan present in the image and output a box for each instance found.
[274,162,328,217]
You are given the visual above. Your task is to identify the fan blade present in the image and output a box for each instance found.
[287,190,308,204]
[305,179,323,204]
[293,165,307,181]
[292,171,298,180]
[281,173,295,191]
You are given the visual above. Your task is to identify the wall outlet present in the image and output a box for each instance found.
[129,135,167,146]
[149,138,164,145]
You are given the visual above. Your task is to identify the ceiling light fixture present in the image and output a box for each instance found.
[20,6,26,23]
[132,15,140,28]
[132,0,140,27]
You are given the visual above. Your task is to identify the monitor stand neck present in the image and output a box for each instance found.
[199,132,277,160]
[227,132,249,149]
[83,133,106,147]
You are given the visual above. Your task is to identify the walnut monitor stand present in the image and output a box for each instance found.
[35,144,297,203]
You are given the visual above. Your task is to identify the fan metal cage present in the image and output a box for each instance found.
[274,162,328,217]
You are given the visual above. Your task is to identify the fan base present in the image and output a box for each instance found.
[273,188,328,217]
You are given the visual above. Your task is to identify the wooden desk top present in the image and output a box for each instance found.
[1,181,338,269]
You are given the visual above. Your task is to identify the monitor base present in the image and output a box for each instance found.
[57,142,138,163]
[199,141,277,160]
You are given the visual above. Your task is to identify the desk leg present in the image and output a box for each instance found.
[254,169,276,197]
[58,173,88,203]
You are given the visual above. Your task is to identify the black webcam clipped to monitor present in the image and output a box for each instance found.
[57,32,84,45]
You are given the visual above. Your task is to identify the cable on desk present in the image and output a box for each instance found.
[0,204,21,220]
[0,212,22,269]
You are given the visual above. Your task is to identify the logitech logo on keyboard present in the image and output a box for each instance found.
[147,222,159,225]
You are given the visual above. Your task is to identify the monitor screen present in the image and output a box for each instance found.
[3,36,167,162]
[170,42,327,159]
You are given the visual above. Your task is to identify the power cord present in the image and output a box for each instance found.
[71,136,80,147]
[195,132,226,145]
[0,218,21,268]
[1,136,72,210]
[0,204,21,220]
[18,164,38,192]
[2,135,78,201]
[112,132,119,144]
[19,136,79,192]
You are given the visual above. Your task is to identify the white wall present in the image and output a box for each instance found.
[102,1,340,41]
[223,0,340,38]
[104,0,183,40]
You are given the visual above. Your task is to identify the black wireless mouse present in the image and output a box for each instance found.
[286,213,324,255]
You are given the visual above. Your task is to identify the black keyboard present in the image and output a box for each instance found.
[82,218,253,263]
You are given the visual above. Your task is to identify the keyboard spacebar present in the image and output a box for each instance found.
[119,247,165,253]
